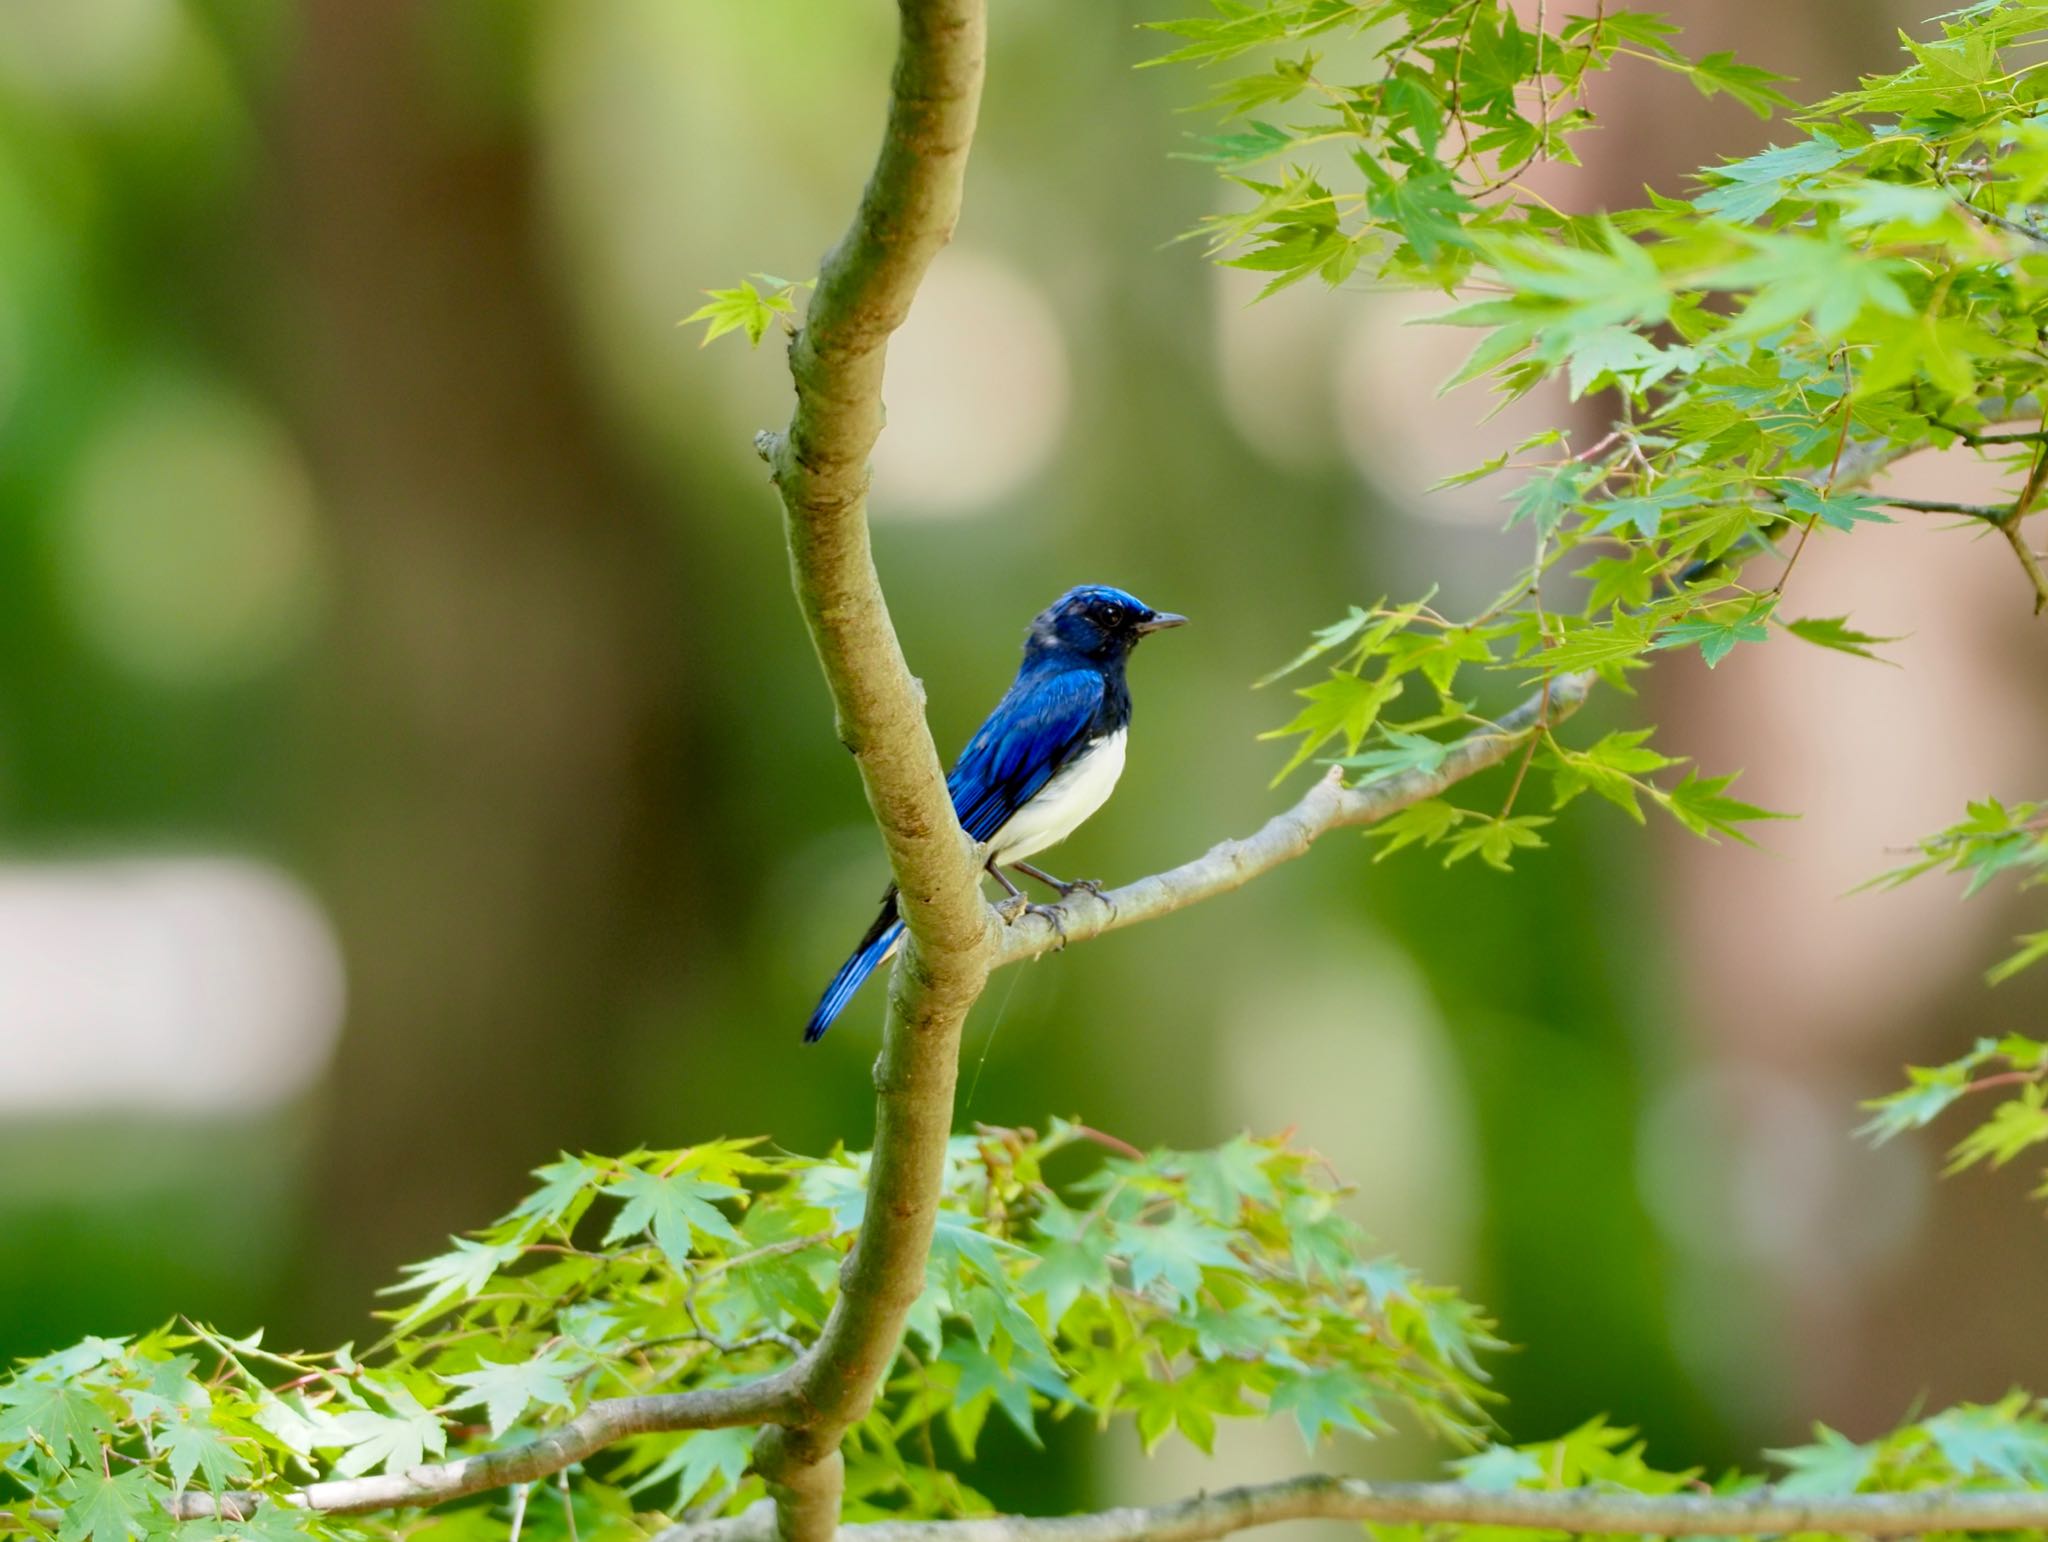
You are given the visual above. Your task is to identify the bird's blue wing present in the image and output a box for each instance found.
[947,667,1105,845]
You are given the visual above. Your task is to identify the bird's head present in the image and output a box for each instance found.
[1026,585,1187,664]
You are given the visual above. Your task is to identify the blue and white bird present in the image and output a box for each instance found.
[803,584,1186,1042]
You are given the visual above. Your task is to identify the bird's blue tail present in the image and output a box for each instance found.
[804,896,904,1043]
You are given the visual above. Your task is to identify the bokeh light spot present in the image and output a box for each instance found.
[0,0,179,111]
[0,857,345,1116]
[868,247,1069,518]
[56,375,325,688]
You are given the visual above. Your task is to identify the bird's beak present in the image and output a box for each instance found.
[1136,611,1188,634]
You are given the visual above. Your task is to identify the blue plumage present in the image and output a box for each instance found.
[803,585,1185,1043]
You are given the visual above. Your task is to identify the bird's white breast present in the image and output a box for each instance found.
[988,729,1127,865]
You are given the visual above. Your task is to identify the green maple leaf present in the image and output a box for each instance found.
[1783,615,1901,663]
[627,1425,754,1504]
[1245,606,1376,683]
[57,1470,159,1542]
[1021,1200,1115,1328]
[1945,1085,2048,1175]
[1859,1067,1973,1142]
[1189,1302,1289,1361]
[1452,1444,1545,1491]
[251,1390,348,1458]
[507,1155,603,1229]
[1181,120,1295,168]
[1503,462,1592,536]
[1520,612,1657,676]
[328,1385,447,1479]
[1115,1213,1243,1305]
[939,1339,1042,1449]
[1989,931,2048,986]
[1269,1365,1382,1448]
[1261,673,1403,783]
[1767,1424,1879,1496]
[1563,326,1676,400]
[602,1168,742,1268]
[734,1239,831,1327]
[1550,729,1681,823]
[1355,154,1473,263]
[1923,1402,2048,1482]
[1443,813,1552,872]
[1330,729,1452,785]
[1683,50,1797,116]
[1652,598,1775,668]
[444,1351,576,1438]
[1694,136,1855,219]
[1661,770,1791,845]
[380,1237,522,1327]
[24,1338,126,1381]
[930,1211,1031,1286]
[1367,798,1464,861]
[960,1280,1049,1358]
[1590,483,1701,540]
[800,1162,868,1232]
[1254,606,1374,687]
[1710,233,1911,339]
[680,274,809,348]
[1179,1135,1278,1221]
[1779,485,1893,532]
[0,1378,113,1464]
[161,1412,251,1495]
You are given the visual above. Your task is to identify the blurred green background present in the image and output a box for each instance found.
[4,0,2048,1515]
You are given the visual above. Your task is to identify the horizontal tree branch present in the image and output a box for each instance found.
[654,1475,2048,1542]
[995,671,1595,966]
[160,1380,804,1519]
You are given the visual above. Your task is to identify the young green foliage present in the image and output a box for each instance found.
[1181,3,2046,900]
[1867,798,2048,983]
[682,275,814,348]
[0,1127,1495,1537]
[1865,1034,2048,1206]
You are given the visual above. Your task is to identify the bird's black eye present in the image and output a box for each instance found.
[1099,604,1125,628]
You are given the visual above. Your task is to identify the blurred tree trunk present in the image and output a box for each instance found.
[268,0,695,1333]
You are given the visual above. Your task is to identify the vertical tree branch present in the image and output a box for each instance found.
[751,2,991,1535]
[757,0,992,964]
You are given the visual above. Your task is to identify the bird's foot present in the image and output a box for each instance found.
[1008,861,1106,901]
[1001,899,1070,950]
[1030,904,1070,950]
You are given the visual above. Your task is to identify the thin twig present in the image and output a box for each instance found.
[1773,351,1854,597]
[1068,1124,1145,1161]
[1953,190,2048,246]
[1965,1068,2048,1096]
[2001,517,2048,613]
[1881,497,2009,519]
[558,1470,579,1542]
